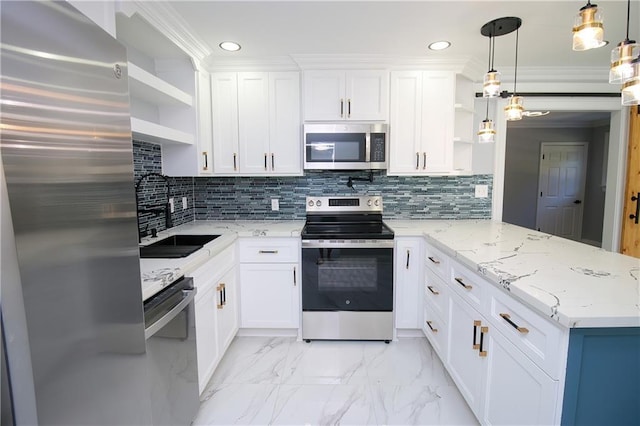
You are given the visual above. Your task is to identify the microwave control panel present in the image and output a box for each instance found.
[370,133,386,162]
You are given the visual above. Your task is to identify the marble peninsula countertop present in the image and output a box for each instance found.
[139,220,304,301]
[139,219,639,329]
[387,219,640,329]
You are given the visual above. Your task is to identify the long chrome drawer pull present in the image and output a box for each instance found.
[427,285,439,295]
[258,250,278,254]
[500,313,529,333]
[479,326,488,357]
[455,277,472,290]
[472,320,481,349]
[216,285,223,309]
[428,256,440,264]
[426,320,438,333]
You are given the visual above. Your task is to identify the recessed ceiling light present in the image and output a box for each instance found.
[428,41,451,51]
[219,41,241,52]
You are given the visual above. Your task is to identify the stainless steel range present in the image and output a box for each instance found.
[301,196,394,342]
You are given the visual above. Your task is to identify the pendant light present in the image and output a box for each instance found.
[621,57,640,105]
[478,99,496,143]
[572,1,606,51]
[483,23,500,97]
[610,0,638,84]
[505,25,524,121]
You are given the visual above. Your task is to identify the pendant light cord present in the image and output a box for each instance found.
[513,27,519,95]
[487,35,492,71]
[485,97,490,120]
[491,34,496,70]
[625,0,630,41]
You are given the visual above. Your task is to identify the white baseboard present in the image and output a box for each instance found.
[237,328,299,338]
[395,328,424,338]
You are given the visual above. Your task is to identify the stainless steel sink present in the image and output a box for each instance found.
[139,234,221,258]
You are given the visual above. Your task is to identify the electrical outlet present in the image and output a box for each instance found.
[475,185,489,198]
[182,197,187,210]
[271,199,279,211]
[169,198,175,213]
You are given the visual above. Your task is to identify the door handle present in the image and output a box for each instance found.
[406,249,410,269]
[264,153,268,170]
[202,151,209,171]
[271,153,275,170]
[347,99,351,118]
[573,200,582,204]
[416,152,419,170]
[216,285,223,309]
[423,152,427,170]
[233,153,237,171]
[472,320,481,349]
[340,98,344,117]
[479,326,488,357]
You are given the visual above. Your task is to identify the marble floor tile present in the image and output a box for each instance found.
[365,338,454,386]
[370,384,478,426]
[194,383,278,425]
[270,384,377,425]
[209,336,292,385]
[281,340,370,385]
[195,337,478,426]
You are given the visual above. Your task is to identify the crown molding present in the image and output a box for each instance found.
[290,54,476,73]
[205,56,300,72]
[115,0,212,68]
[498,66,610,83]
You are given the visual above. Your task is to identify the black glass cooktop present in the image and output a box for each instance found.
[301,214,394,240]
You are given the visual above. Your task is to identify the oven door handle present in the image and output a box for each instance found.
[301,240,394,249]
[144,289,195,340]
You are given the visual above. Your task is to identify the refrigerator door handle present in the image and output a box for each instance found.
[144,289,195,339]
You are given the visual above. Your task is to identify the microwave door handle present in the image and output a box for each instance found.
[365,132,371,163]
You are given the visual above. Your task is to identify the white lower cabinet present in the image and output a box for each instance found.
[447,294,485,414]
[421,242,563,424]
[195,284,220,394]
[239,263,299,328]
[238,238,300,329]
[481,326,558,425]
[394,237,424,329]
[191,245,238,395]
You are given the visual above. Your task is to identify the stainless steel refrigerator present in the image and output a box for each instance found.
[0,2,154,424]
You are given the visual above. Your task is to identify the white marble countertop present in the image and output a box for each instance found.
[387,219,640,328]
[139,220,303,301]
[140,218,639,328]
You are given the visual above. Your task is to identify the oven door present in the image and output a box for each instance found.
[301,240,393,311]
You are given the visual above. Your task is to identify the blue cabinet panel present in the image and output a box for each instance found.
[561,327,640,425]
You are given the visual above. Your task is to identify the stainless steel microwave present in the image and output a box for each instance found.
[303,123,388,170]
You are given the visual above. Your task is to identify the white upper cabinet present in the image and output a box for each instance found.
[388,71,475,176]
[211,71,301,176]
[303,70,389,121]
[211,72,240,174]
[388,70,455,175]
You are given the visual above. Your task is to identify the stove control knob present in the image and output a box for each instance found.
[367,199,373,206]
[374,199,380,207]
[316,200,322,207]
[308,200,314,207]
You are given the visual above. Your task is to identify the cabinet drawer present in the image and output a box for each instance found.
[424,243,449,279]
[449,260,486,311]
[424,268,449,319]
[487,285,566,379]
[191,244,236,297]
[238,238,299,263]
[422,303,448,360]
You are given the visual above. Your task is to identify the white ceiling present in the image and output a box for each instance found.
[169,0,639,73]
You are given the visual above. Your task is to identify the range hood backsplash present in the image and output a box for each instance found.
[133,141,492,223]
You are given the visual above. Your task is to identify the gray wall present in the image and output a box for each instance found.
[503,125,608,243]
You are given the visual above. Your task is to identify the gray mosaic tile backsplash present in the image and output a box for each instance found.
[133,141,194,234]
[133,141,493,225]
[194,171,492,220]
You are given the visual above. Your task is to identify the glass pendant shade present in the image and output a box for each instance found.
[621,58,640,106]
[478,119,496,143]
[610,41,639,83]
[504,96,524,121]
[572,3,605,51]
[483,70,501,97]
